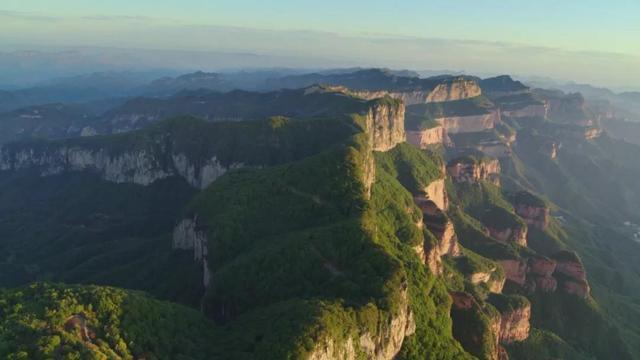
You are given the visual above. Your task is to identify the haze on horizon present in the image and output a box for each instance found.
[1,0,639,90]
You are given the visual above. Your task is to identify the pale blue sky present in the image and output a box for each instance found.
[3,0,639,55]
[1,1,639,88]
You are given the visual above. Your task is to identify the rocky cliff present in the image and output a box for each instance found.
[487,225,528,247]
[437,110,499,134]
[347,77,482,105]
[552,251,590,299]
[496,251,590,298]
[363,98,406,152]
[424,178,449,211]
[426,79,483,103]
[414,197,458,274]
[406,125,449,148]
[491,296,531,345]
[526,256,558,293]
[498,259,528,286]
[513,192,549,230]
[447,157,501,185]
[307,286,416,360]
[173,217,211,289]
[0,146,239,190]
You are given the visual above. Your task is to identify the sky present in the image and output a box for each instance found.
[1,0,640,89]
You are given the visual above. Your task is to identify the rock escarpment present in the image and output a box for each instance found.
[414,178,460,275]
[0,146,238,190]
[406,125,449,148]
[497,252,589,298]
[447,157,501,186]
[426,78,483,103]
[552,251,590,299]
[487,225,528,247]
[173,217,211,288]
[498,259,529,286]
[437,110,499,134]
[347,77,482,105]
[363,98,406,152]
[308,287,416,360]
[424,178,448,211]
[526,256,558,293]
[450,292,501,360]
[467,266,506,294]
[513,192,549,230]
[490,295,531,345]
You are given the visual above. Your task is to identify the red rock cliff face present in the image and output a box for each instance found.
[527,256,558,292]
[498,303,531,344]
[498,259,528,286]
[447,158,501,186]
[406,126,451,148]
[514,204,549,231]
[414,197,460,275]
[450,292,501,360]
[487,225,528,247]
[552,251,590,299]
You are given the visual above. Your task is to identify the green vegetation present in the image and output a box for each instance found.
[184,129,471,358]
[506,328,592,360]
[374,143,443,194]
[0,283,222,359]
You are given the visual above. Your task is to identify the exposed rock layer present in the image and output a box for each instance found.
[447,158,501,185]
[0,147,239,190]
[406,126,448,148]
[437,110,499,134]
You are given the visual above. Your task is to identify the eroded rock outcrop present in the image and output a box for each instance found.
[495,299,531,344]
[308,287,416,360]
[437,110,499,134]
[450,292,502,360]
[447,157,501,185]
[513,192,549,230]
[415,199,460,263]
[527,256,558,292]
[406,125,450,148]
[348,77,482,105]
[173,218,210,288]
[498,259,528,286]
[552,251,590,298]
[424,178,449,211]
[412,176,459,274]
[64,314,95,343]
[487,225,528,247]
[426,79,483,103]
[0,146,239,190]
[469,267,506,293]
[364,99,406,152]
